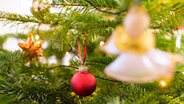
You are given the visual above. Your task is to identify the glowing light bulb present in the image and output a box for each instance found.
[160,80,167,87]
[35,41,41,45]
[100,41,105,46]
[35,35,40,40]
[66,52,69,55]
[30,35,35,42]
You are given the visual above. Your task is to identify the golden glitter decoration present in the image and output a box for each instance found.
[113,25,155,54]
[18,33,43,60]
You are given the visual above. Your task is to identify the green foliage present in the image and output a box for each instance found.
[0,11,39,25]
[0,51,78,104]
[0,0,184,103]
[103,72,184,104]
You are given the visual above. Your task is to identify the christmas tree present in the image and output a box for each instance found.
[0,0,184,104]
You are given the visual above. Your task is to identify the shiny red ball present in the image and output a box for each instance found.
[71,71,96,97]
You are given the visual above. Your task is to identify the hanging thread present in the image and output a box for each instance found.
[77,33,87,65]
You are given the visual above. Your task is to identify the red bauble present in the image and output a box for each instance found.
[71,71,96,97]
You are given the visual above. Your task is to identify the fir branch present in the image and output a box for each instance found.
[95,75,120,82]
[0,11,39,24]
[86,56,116,70]
[86,0,127,15]
[51,3,86,7]
[49,65,78,69]
[49,64,121,82]
[53,0,120,8]
[52,0,128,15]
[0,0,184,103]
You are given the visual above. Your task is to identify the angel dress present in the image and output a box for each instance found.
[102,26,180,83]
[104,49,176,83]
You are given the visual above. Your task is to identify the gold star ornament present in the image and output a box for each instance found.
[18,33,44,60]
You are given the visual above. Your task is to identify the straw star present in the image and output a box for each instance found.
[18,33,43,60]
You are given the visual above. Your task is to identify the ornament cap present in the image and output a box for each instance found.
[77,66,88,72]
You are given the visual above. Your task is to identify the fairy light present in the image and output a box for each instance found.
[66,51,69,55]
[35,35,40,40]
[35,35,42,46]
[35,41,41,45]
[100,41,105,46]
[30,35,35,42]
[160,80,167,87]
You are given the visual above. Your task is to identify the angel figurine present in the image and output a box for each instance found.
[102,6,182,83]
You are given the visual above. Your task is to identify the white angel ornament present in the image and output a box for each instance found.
[102,6,182,83]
